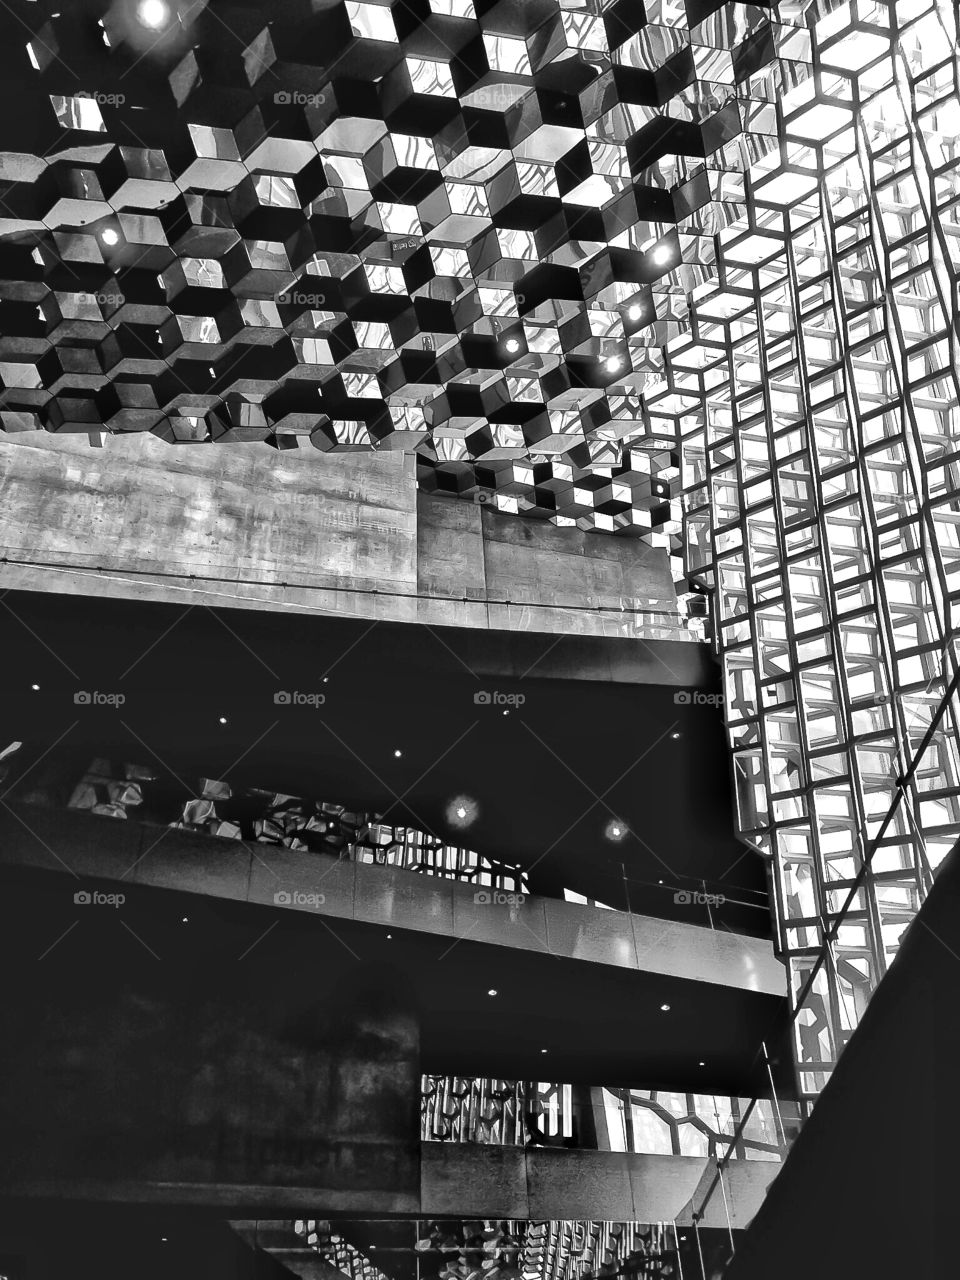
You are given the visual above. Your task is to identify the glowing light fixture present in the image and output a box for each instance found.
[136,0,171,29]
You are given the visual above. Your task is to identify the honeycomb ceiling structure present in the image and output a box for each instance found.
[0,0,811,561]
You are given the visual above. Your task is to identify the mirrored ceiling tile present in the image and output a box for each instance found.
[406,57,457,97]
[345,1,399,41]
[482,34,534,76]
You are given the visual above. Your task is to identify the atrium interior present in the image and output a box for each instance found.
[0,0,956,1274]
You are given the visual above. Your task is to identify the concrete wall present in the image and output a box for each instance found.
[0,432,683,638]
[0,956,421,1212]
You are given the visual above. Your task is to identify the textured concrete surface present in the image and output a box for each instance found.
[0,433,682,638]
[0,960,421,1212]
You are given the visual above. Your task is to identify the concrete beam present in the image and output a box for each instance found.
[420,1143,776,1229]
[0,803,785,998]
[2,1144,778,1227]
[0,433,683,640]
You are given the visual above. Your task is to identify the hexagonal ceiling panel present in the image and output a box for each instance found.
[0,0,811,562]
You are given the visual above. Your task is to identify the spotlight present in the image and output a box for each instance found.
[627,304,643,322]
[181,916,188,924]
[503,338,521,354]
[393,748,402,758]
[604,355,624,374]
[651,244,673,266]
[218,716,228,725]
[100,228,119,246]
[604,817,627,842]
[30,683,40,691]
[671,731,682,740]
[447,794,479,829]
[487,988,498,997]
[660,1003,671,1012]
[136,0,171,29]
[541,1048,548,1054]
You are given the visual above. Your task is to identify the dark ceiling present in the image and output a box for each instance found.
[0,587,769,932]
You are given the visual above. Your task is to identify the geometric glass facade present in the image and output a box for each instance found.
[657,0,960,1094]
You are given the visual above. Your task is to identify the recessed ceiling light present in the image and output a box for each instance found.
[660,1003,671,1012]
[604,355,624,373]
[540,1048,548,1054]
[218,716,228,725]
[487,988,498,996]
[671,731,682,739]
[394,748,402,757]
[698,1061,705,1067]
[100,228,119,246]
[502,709,510,716]
[30,683,40,691]
[504,338,521,354]
[627,304,643,322]
[447,794,478,828]
[137,0,171,29]
[181,916,188,923]
[604,817,627,842]
[651,244,673,266]
[386,933,393,939]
